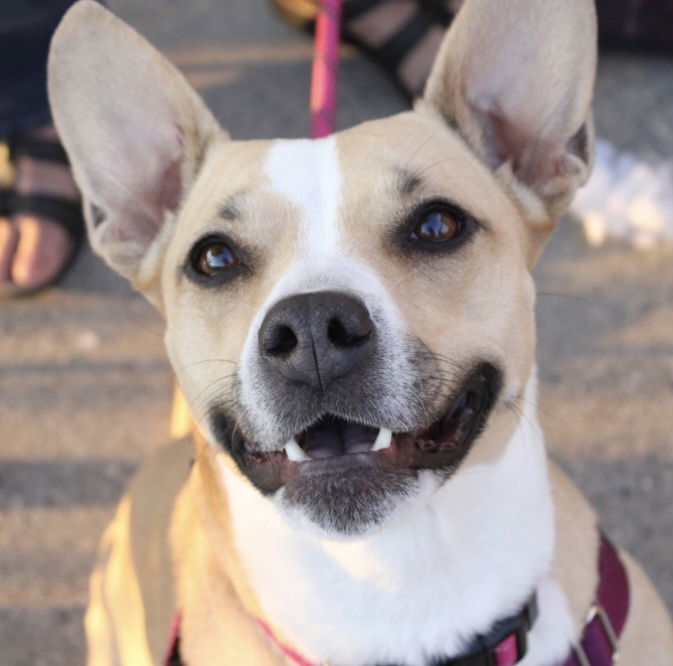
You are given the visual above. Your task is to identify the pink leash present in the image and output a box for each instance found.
[310,0,343,138]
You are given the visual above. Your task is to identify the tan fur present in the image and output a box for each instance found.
[47,0,673,664]
[549,465,673,663]
[85,438,192,665]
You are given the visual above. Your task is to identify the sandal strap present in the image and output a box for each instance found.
[270,0,450,101]
[10,138,71,166]
[342,0,391,21]
[8,193,84,239]
[419,0,454,27]
[273,0,454,25]
[375,10,436,73]
[0,188,11,217]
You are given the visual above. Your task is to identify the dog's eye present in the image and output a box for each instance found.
[411,211,461,243]
[185,234,251,287]
[194,241,239,276]
[400,201,479,254]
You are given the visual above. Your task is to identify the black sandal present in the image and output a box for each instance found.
[1,136,84,298]
[0,186,10,218]
[271,0,452,101]
[595,0,673,55]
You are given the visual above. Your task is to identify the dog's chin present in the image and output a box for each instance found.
[276,469,434,539]
[212,363,501,536]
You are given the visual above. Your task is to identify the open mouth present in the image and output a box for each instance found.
[216,362,501,533]
[224,362,502,496]
[280,362,500,472]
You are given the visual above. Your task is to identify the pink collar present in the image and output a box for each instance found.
[255,618,325,666]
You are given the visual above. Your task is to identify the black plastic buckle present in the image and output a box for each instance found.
[435,593,537,666]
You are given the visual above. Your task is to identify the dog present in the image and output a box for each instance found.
[48,0,673,664]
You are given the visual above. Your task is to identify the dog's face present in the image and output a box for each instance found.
[49,0,596,536]
[160,120,535,536]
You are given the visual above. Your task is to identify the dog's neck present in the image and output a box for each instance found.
[206,372,574,666]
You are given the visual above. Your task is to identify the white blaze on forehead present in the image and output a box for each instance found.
[236,135,412,448]
[264,137,342,255]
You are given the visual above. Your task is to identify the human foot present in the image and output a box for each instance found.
[0,125,82,296]
[272,0,455,98]
[344,0,448,97]
[0,147,17,284]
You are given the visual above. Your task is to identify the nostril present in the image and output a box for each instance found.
[265,324,298,357]
[258,292,375,388]
[327,317,371,349]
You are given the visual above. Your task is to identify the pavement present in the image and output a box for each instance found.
[1,1,672,665]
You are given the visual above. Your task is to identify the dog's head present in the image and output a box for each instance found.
[49,0,596,537]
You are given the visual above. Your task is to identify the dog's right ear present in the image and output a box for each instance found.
[48,0,221,301]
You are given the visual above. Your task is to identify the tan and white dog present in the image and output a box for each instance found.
[48,0,673,664]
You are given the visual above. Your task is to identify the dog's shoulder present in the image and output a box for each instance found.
[547,461,601,626]
[86,437,193,666]
[548,461,673,663]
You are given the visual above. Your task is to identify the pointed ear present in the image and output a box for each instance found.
[48,0,222,299]
[423,0,596,225]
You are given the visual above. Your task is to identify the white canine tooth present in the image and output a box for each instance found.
[371,427,392,452]
[284,438,311,462]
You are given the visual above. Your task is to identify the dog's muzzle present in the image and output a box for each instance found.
[211,290,502,535]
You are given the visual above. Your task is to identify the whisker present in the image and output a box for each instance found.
[230,298,259,313]
[403,131,439,174]
[411,156,458,181]
[173,358,238,375]
[191,375,238,421]
[535,290,603,307]
[124,317,164,338]
[392,266,422,287]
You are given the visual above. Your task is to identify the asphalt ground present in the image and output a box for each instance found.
[1,1,672,664]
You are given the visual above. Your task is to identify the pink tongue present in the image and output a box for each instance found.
[299,416,378,459]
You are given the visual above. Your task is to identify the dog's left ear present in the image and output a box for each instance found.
[424,0,596,232]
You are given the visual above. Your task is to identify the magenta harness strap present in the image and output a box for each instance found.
[562,534,630,666]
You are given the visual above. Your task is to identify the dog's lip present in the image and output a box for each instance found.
[251,363,500,472]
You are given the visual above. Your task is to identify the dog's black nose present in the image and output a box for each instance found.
[258,291,375,392]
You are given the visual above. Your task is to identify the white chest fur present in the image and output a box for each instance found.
[218,374,577,666]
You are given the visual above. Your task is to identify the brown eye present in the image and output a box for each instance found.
[196,242,238,276]
[412,211,461,242]
[399,201,478,255]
